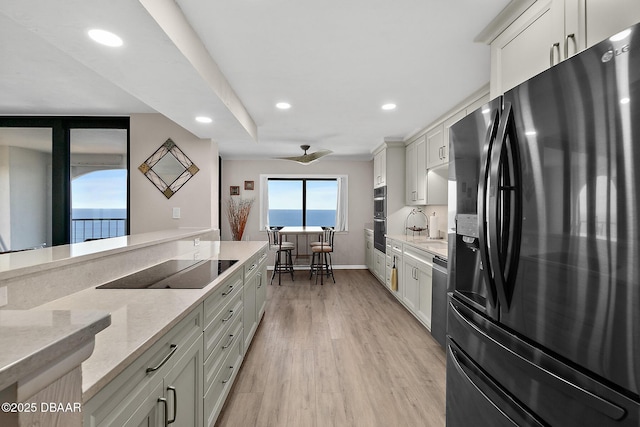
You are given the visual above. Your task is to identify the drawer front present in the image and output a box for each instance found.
[204,269,243,328]
[204,314,243,389]
[84,307,203,427]
[204,333,243,427]
[404,246,433,269]
[204,289,242,359]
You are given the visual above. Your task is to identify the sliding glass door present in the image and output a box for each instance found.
[70,128,128,243]
[0,117,129,250]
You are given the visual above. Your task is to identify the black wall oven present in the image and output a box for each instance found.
[373,186,386,252]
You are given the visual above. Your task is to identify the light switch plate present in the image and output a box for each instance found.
[172,207,181,219]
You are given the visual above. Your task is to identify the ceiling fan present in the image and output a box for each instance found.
[277,144,333,165]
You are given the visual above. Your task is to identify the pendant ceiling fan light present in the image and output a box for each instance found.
[277,144,333,165]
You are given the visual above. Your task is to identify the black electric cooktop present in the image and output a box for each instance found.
[97,259,238,289]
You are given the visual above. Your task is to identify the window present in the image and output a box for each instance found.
[260,175,348,231]
[267,178,337,227]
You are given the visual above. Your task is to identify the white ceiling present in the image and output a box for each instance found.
[0,0,510,161]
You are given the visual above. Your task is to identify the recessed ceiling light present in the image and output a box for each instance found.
[88,29,123,47]
[382,103,397,111]
[610,29,631,42]
[195,116,212,123]
[620,97,630,104]
[276,102,291,110]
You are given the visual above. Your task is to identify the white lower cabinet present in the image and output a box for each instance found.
[83,308,204,427]
[373,249,386,283]
[84,245,269,427]
[402,246,434,330]
[256,250,268,321]
[160,335,204,427]
[244,247,268,353]
[243,262,258,353]
[385,239,403,295]
[364,230,374,271]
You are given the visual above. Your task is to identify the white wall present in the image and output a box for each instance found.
[130,114,219,234]
[221,159,373,266]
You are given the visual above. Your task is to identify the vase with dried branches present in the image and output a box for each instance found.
[226,197,254,241]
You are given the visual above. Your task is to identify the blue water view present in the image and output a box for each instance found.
[72,208,127,219]
[269,209,335,227]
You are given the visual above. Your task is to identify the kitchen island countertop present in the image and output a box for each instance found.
[29,240,267,401]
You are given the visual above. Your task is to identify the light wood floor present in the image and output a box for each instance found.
[215,269,446,427]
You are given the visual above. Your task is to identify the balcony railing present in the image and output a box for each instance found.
[71,218,126,243]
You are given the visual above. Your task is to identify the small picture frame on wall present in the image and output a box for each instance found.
[244,180,254,191]
[230,186,240,196]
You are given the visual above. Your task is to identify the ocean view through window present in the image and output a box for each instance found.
[267,178,337,227]
[71,169,127,242]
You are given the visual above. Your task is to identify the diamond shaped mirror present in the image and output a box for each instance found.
[138,138,199,199]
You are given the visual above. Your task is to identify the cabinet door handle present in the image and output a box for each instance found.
[247,263,258,273]
[222,310,234,322]
[222,333,235,349]
[146,344,178,374]
[158,397,169,427]
[549,42,560,66]
[564,33,576,58]
[222,366,235,384]
[167,386,177,424]
[222,285,234,296]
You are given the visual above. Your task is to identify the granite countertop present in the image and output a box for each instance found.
[33,240,267,401]
[0,309,111,393]
[385,234,448,259]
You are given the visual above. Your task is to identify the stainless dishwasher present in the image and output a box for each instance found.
[430,256,448,348]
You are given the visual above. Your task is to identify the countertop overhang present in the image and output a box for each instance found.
[0,310,111,398]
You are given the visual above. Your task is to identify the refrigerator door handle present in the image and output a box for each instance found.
[447,341,544,427]
[477,108,501,308]
[449,300,628,421]
[488,103,522,310]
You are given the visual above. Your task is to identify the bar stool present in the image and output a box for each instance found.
[309,227,333,248]
[309,228,335,284]
[268,227,295,285]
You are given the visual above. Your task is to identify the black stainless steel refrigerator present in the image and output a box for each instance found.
[446,23,640,426]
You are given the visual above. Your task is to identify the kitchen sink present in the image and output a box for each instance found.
[97,259,238,289]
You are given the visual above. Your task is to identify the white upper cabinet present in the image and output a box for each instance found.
[426,124,446,169]
[373,150,386,188]
[582,0,640,48]
[405,136,427,205]
[489,0,640,98]
[490,0,564,98]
